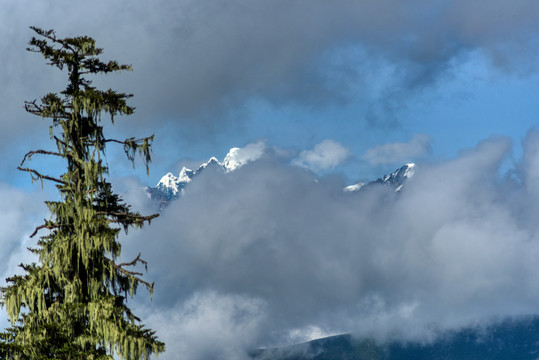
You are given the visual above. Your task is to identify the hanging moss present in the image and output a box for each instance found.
[0,27,164,359]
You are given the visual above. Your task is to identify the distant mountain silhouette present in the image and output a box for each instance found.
[250,316,539,360]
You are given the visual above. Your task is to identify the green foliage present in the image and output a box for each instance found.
[0,27,164,359]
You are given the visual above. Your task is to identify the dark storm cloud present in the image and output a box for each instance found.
[2,0,538,143]
[119,131,539,359]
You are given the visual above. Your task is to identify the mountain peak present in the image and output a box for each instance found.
[344,163,416,193]
[372,163,416,191]
[147,145,265,206]
[149,147,416,206]
[156,172,180,194]
[403,163,416,178]
[202,156,220,167]
[177,167,194,183]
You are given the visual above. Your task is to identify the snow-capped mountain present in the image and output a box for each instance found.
[146,157,223,205]
[373,163,416,190]
[146,145,266,206]
[147,145,416,207]
[345,163,416,193]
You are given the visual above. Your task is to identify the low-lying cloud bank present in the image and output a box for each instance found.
[118,130,539,359]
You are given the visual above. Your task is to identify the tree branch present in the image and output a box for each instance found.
[17,167,67,185]
[109,253,153,289]
[117,253,147,269]
[24,100,43,115]
[29,222,62,238]
[20,150,63,166]
[103,139,130,145]
[97,212,159,223]
[54,136,67,148]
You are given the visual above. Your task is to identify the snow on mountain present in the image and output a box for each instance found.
[147,157,222,205]
[343,182,366,192]
[147,142,416,207]
[370,163,416,191]
[147,145,265,206]
[403,163,416,178]
[157,172,181,194]
[343,163,416,193]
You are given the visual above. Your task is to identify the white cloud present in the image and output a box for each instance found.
[292,140,350,172]
[9,132,539,360]
[6,133,539,359]
[136,291,266,360]
[222,141,266,172]
[362,134,432,165]
[118,131,539,359]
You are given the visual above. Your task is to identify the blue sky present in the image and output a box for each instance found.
[1,1,539,359]
[1,0,538,187]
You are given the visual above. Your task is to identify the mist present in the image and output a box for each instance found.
[108,130,539,359]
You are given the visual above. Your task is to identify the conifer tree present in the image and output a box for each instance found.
[0,27,165,359]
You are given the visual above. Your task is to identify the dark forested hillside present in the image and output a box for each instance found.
[251,316,539,360]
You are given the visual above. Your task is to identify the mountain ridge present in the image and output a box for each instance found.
[250,315,539,360]
[146,147,417,207]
